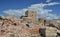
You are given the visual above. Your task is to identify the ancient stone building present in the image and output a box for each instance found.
[0,9,59,37]
[25,9,36,18]
[21,9,38,23]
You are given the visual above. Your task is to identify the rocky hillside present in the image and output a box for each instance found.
[0,16,42,37]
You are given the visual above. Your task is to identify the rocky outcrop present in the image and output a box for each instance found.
[0,16,42,37]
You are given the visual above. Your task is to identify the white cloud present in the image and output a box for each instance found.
[46,0,51,3]
[45,2,60,6]
[28,2,60,19]
[3,2,60,19]
[3,9,27,18]
[28,2,60,8]
[36,8,59,20]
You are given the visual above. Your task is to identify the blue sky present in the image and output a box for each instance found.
[0,0,41,15]
[0,0,60,19]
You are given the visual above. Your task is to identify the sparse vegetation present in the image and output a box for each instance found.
[10,34,14,37]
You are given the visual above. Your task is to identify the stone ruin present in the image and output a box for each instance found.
[0,9,59,37]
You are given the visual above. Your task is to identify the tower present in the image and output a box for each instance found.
[25,9,37,18]
[25,9,37,23]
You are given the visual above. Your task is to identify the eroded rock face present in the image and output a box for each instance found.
[0,17,42,37]
[0,10,45,37]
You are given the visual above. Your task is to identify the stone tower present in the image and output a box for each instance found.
[25,9,37,18]
[25,9,37,23]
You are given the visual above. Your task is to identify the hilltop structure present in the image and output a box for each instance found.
[0,9,60,37]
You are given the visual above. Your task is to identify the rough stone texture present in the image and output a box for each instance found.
[0,10,59,37]
[45,27,57,37]
[0,15,43,37]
